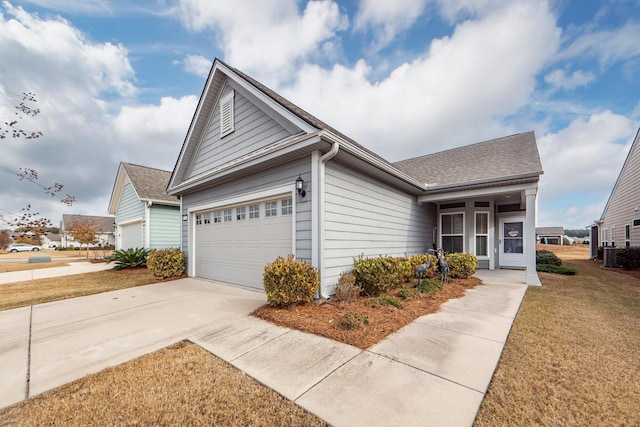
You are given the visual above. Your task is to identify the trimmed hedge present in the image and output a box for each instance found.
[536,264,577,275]
[445,253,478,279]
[615,247,640,270]
[263,255,320,307]
[147,248,185,279]
[536,250,563,266]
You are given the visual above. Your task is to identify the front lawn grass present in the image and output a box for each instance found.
[475,256,640,426]
[0,341,327,427]
[0,261,70,273]
[0,269,169,311]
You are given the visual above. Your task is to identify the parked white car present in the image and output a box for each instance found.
[6,243,42,252]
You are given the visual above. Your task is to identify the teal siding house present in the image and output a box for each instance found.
[108,162,181,250]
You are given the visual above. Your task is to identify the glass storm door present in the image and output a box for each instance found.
[500,217,525,267]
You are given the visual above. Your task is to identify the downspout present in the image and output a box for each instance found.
[145,201,152,248]
[316,140,340,300]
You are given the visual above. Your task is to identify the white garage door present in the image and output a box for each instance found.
[120,221,142,250]
[194,197,293,289]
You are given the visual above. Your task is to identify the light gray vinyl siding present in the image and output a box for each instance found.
[185,83,295,180]
[116,182,144,222]
[181,156,312,267]
[601,134,640,247]
[323,162,434,293]
[149,205,181,249]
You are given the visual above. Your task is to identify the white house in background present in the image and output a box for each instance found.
[40,233,61,248]
[536,227,564,245]
[108,162,181,250]
[166,59,544,296]
[590,128,640,258]
[60,215,115,248]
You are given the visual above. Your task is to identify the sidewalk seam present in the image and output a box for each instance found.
[293,349,363,402]
[25,305,33,399]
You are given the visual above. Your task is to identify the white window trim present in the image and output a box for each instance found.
[439,211,465,252]
[611,226,616,246]
[633,218,640,228]
[602,228,608,247]
[625,224,631,245]
[474,211,490,258]
[219,90,235,138]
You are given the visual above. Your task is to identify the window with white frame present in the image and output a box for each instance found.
[249,204,260,219]
[213,211,221,223]
[611,226,616,247]
[224,208,232,222]
[265,201,277,217]
[634,218,640,228]
[625,224,631,247]
[441,213,464,253]
[475,212,489,257]
[282,198,292,215]
[196,214,202,225]
[602,228,608,247]
[203,213,211,224]
[236,206,246,221]
[219,91,235,137]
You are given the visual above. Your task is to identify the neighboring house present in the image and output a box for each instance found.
[590,129,640,258]
[108,162,180,250]
[166,59,543,295]
[40,233,61,248]
[61,215,115,248]
[536,227,564,245]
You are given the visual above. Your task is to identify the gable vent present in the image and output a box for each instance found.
[219,90,235,137]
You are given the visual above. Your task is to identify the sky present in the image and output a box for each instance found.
[0,0,639,231]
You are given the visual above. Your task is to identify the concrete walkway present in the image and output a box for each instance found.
[0,262,113,285]
[0,273,527,426]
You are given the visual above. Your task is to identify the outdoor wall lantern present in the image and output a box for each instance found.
[182,214,188,221]
[296,175,306,198]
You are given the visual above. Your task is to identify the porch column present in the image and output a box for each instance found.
[525,188,540,285]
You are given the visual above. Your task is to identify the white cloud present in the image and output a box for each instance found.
[561,22,640,67]
[114,95,198,168]
[537,110,635,203]
[282,0,561,161]
[544,69,595,91]
[353,0,429,49]
[172,0,348,84]
[181,54,212,78]
[15,0,112,15]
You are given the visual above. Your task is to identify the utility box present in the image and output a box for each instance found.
[603,247,620,268]
[28,254,51,264]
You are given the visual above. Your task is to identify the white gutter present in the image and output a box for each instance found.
[316,139,340,300]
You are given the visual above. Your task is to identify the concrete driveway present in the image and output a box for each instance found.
[0,273,527,427]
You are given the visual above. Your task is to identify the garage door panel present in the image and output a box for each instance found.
[120,222,142,250]
[194,197,293,289]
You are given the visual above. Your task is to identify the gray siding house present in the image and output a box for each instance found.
[108,163,181,250]
[536,227,564,245]
[167,59,543,296]
[591,129,640,257]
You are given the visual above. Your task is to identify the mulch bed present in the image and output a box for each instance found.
[253,277,481,349]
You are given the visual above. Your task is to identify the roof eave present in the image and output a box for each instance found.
[424,172,542,193]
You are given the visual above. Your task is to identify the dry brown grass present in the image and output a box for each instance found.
[0,261,71,273]
[0,269,172,311]
[0,341,327,427]
[254,277,481,349]
[475,249,640,426]
[0,249,111,259]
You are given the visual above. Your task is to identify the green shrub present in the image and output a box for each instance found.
[373,294,402,309]
[446,253,478,279]
[414,278,442,293]
[262,254,320,307]
[615,247,640,270]
[147,248,185,279]
[107,247,149,270]
[596,246,603,261]
[333,272,361,303]
[338,312,369,330]
[352,255,397,296]
[536,250,562,266]
[536,264,577,275]
[398,287,418,300]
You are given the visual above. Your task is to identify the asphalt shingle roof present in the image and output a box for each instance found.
[122,163,178,204]
[62,215,114,233]
[393,131,543,188]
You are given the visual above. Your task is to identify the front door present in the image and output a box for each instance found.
[500,216,525,267]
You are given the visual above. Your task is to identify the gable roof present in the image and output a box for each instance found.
[168,58,543,196]
[108,162,179,214]
[600,128,640,220]
[393,131,543,191]
[62,214,114,233]
[536,227,564,235]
